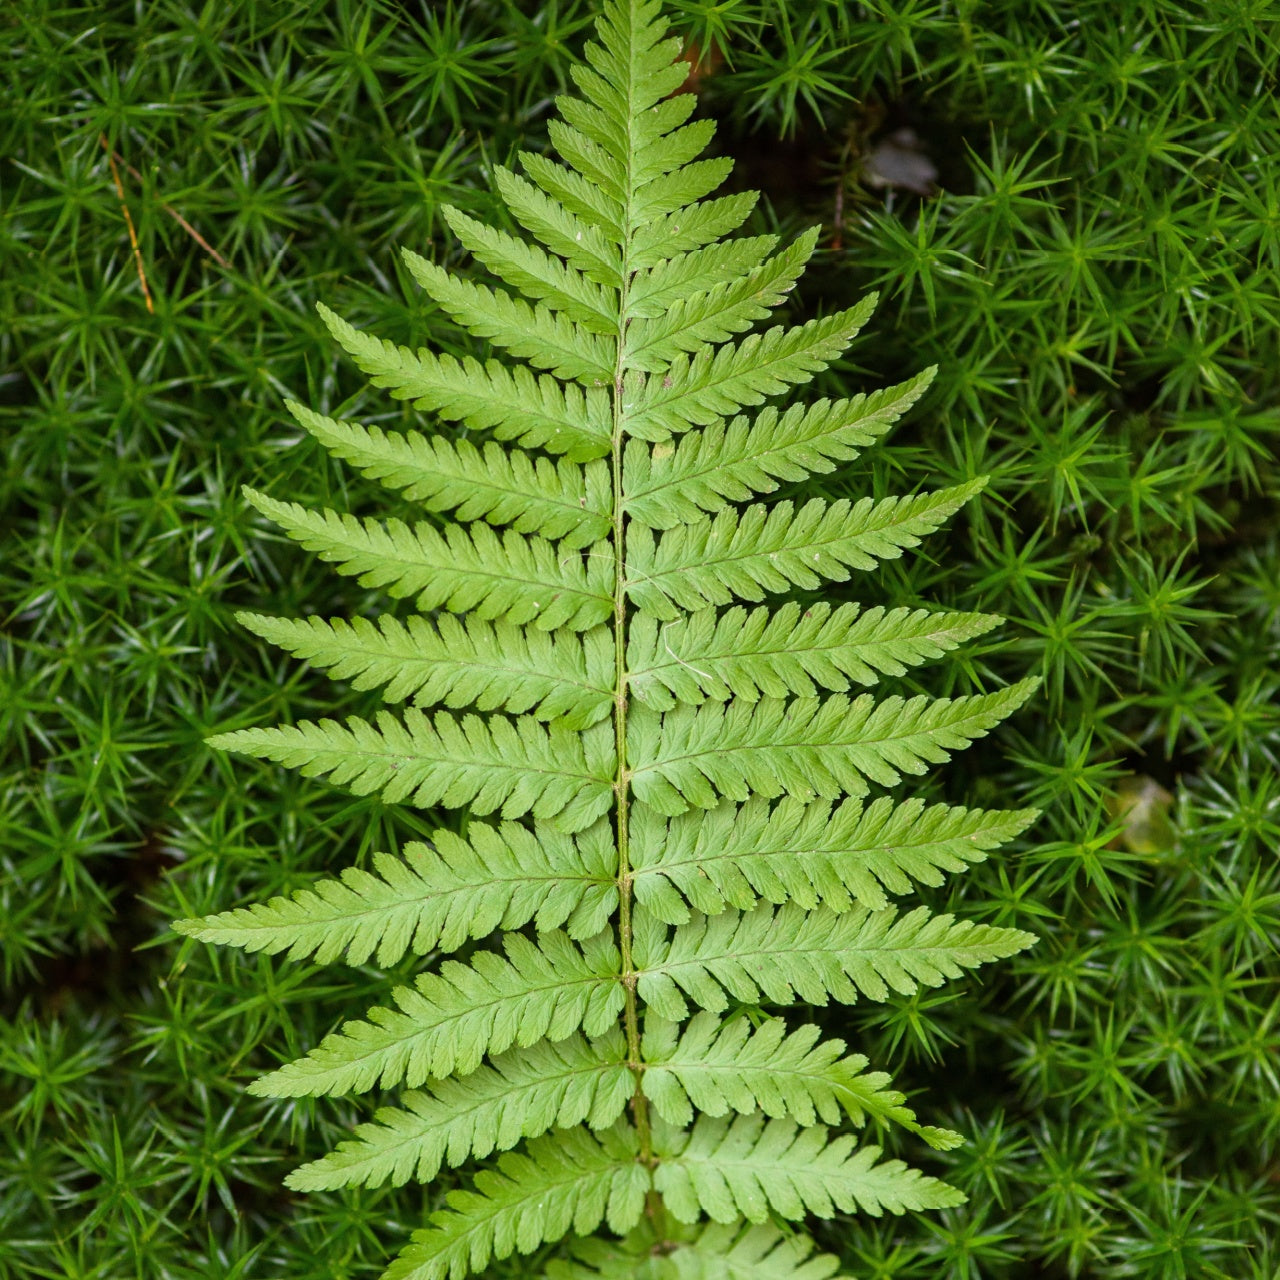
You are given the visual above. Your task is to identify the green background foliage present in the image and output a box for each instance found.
[2,0,1277,1276]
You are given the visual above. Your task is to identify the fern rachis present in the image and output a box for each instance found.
[174,4,1040,1276]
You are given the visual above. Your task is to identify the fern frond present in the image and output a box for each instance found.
[641,1013,857,1128]
[244,488,612,631]
[494,166,623,288]
[638,1013,962,1152]
[189,0,1041,1270]
[665,1224,844,1280]
[547,118,629,202]
[627,480,986,617]
[251,929,625,1096]
[318,302,611,460]
[545,1236,672,1280]
[633,117,718,185]
[207,709,615,831]
[624,298,876,439]
[644,1014,963,1150]
[628,680,1040,814]
[624,371,935,529]
[624,230,819,370]
[831,1062,965,1152]
[630,157,735,225]
[550,53,696,194]
[236,612,613,729]
[634,902,1036,1019]
[628,237,779,317]
[653,1114,964,1223]
[548,1223,843,1280]
[545,1240,668,1280]
[386,1125,648,1280]
[402,249,614,383]
[442,206,618,332]
[519,151,625,240]
[578,0,688,125]
[631,191,761,268]
[627,603,1002,709]
[287,1032,632,1190]
[285,401,611,549]
[172,818,617,965]
[630,794,1039,921]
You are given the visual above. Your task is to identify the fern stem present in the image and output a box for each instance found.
[613,282,664,1220]
[612,386,643,1111]
[611,14,660,1226]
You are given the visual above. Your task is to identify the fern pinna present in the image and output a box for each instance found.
[174,3,1041,1276]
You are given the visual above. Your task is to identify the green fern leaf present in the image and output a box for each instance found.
[624,240,773,320]
[630,795,1039,920]
[547,119,629,202]
[829,1062,965,1152]
[627,602,1002,709]
[631,191,761,268]
[287,1032,633,1190]
[401,248,614,383]
[623,297,876,439]
[235,612,613,729]
[244,488,613,631]
[545,1240,673,1280]
[629,680,1039,814]
[642,1013,859,1128]
[628,237,778,317]
[207,709,615,831]
[519,151,625,240]
[624,229,819,370]
[634,902,1036,1019]
[250,929,625,1097]
[548,1223,844,1280]
[627,480,986,617]
[623,370,935,529]
[642,1014,962,1150]
[546,1238,674,1280]
[185,2,1042,1273]
[653,1114,964,1223]
[172,818,617,964]
[285,401,611,548]
[665,1224,844,1280]
[443,205,618,332]
[386,1125,648,1280]
[494,166,623,288]
[318,301,612,460]
[630,156,735,225]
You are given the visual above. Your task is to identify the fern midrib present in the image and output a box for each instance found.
[609,0,653,1191]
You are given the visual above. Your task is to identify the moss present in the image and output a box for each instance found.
[1,1,1276,1276]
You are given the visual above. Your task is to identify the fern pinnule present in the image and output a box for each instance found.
[174,1,1040,1275]
[622,366,937,528]
[629,795,1040,920]
[626,601,1004,708]
[236,611,614,727]
[176,818,617,965]
[284,400,612,546]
